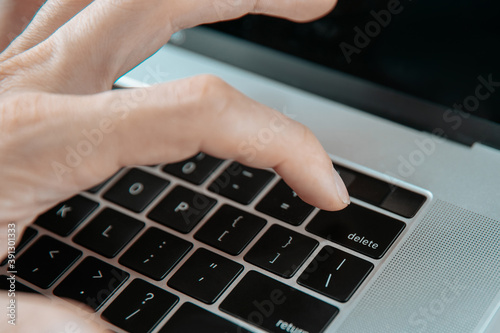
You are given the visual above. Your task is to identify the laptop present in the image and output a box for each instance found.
[2,1,500,332]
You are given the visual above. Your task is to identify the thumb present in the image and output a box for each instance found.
[0,291,105,332]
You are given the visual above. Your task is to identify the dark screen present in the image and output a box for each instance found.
[209,0,500,124]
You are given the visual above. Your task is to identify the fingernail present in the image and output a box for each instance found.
[333,168,350,205]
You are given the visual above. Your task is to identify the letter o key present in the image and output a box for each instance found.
[129,182,144,196]
[182,162,196,175]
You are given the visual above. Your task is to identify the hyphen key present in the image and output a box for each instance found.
[306,204,405,259]
[220,271,339,333]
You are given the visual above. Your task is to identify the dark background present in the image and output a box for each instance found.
[209,0,500,124]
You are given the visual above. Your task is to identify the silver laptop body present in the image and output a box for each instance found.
[3,5,499,333]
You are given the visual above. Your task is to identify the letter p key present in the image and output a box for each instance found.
[175,202,190,213]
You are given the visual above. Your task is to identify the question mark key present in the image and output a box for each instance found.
[102,279,179,332]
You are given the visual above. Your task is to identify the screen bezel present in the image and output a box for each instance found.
[173,27,500,150]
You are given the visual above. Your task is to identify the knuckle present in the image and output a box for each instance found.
[297,123,316,145]
[0,92,46,135]
[189,74,233,111]
[194,74,230,96]
[212,0,255,19]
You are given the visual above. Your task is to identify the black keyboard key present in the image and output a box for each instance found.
[297,246,373,302]
[0,275,40,294]
[35,196,98,236]
[159,302,251,333]
[244,224,318,278]
[17,236,81,289]
[1,227,37,266]
[168,248,243,304]
[336,165,425,217]
[86,176,113,194]
[381,187,426,218]
[335,165,356,187]
[119,228,192,280]
[347,173,393,206]
[163,152,223,185]
[209,162,274,205]
[74,208,144,258]
[335,165,393,206]
[102,279,178,333]
[54,257,129,311]
[220,271,339,333]
[306,204,405,259]
[148,186,216,233]
[195,205,266,255]
[103,169,169,213]
[256,179,314,225]
[86,171,121,194]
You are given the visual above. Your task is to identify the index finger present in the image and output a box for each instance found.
[95,76,350,210]
[39,75,350,212]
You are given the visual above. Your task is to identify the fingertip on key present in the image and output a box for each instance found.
[333,167,351,206]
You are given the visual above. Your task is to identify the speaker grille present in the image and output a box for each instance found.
[337,200,500,333]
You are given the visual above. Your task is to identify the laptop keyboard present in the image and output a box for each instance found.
[307,205,406,259]
[2,152,427,333]
[148,186,217,233]
[16,235,82,289]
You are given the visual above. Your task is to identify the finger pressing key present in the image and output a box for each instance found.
[0,75,349,226]
[65,75,350,211]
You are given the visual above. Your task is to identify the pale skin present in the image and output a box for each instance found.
[0,0,347,331]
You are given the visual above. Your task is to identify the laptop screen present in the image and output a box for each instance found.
[199,0,500,147]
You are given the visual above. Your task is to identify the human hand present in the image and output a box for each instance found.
[0,0,344,331]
